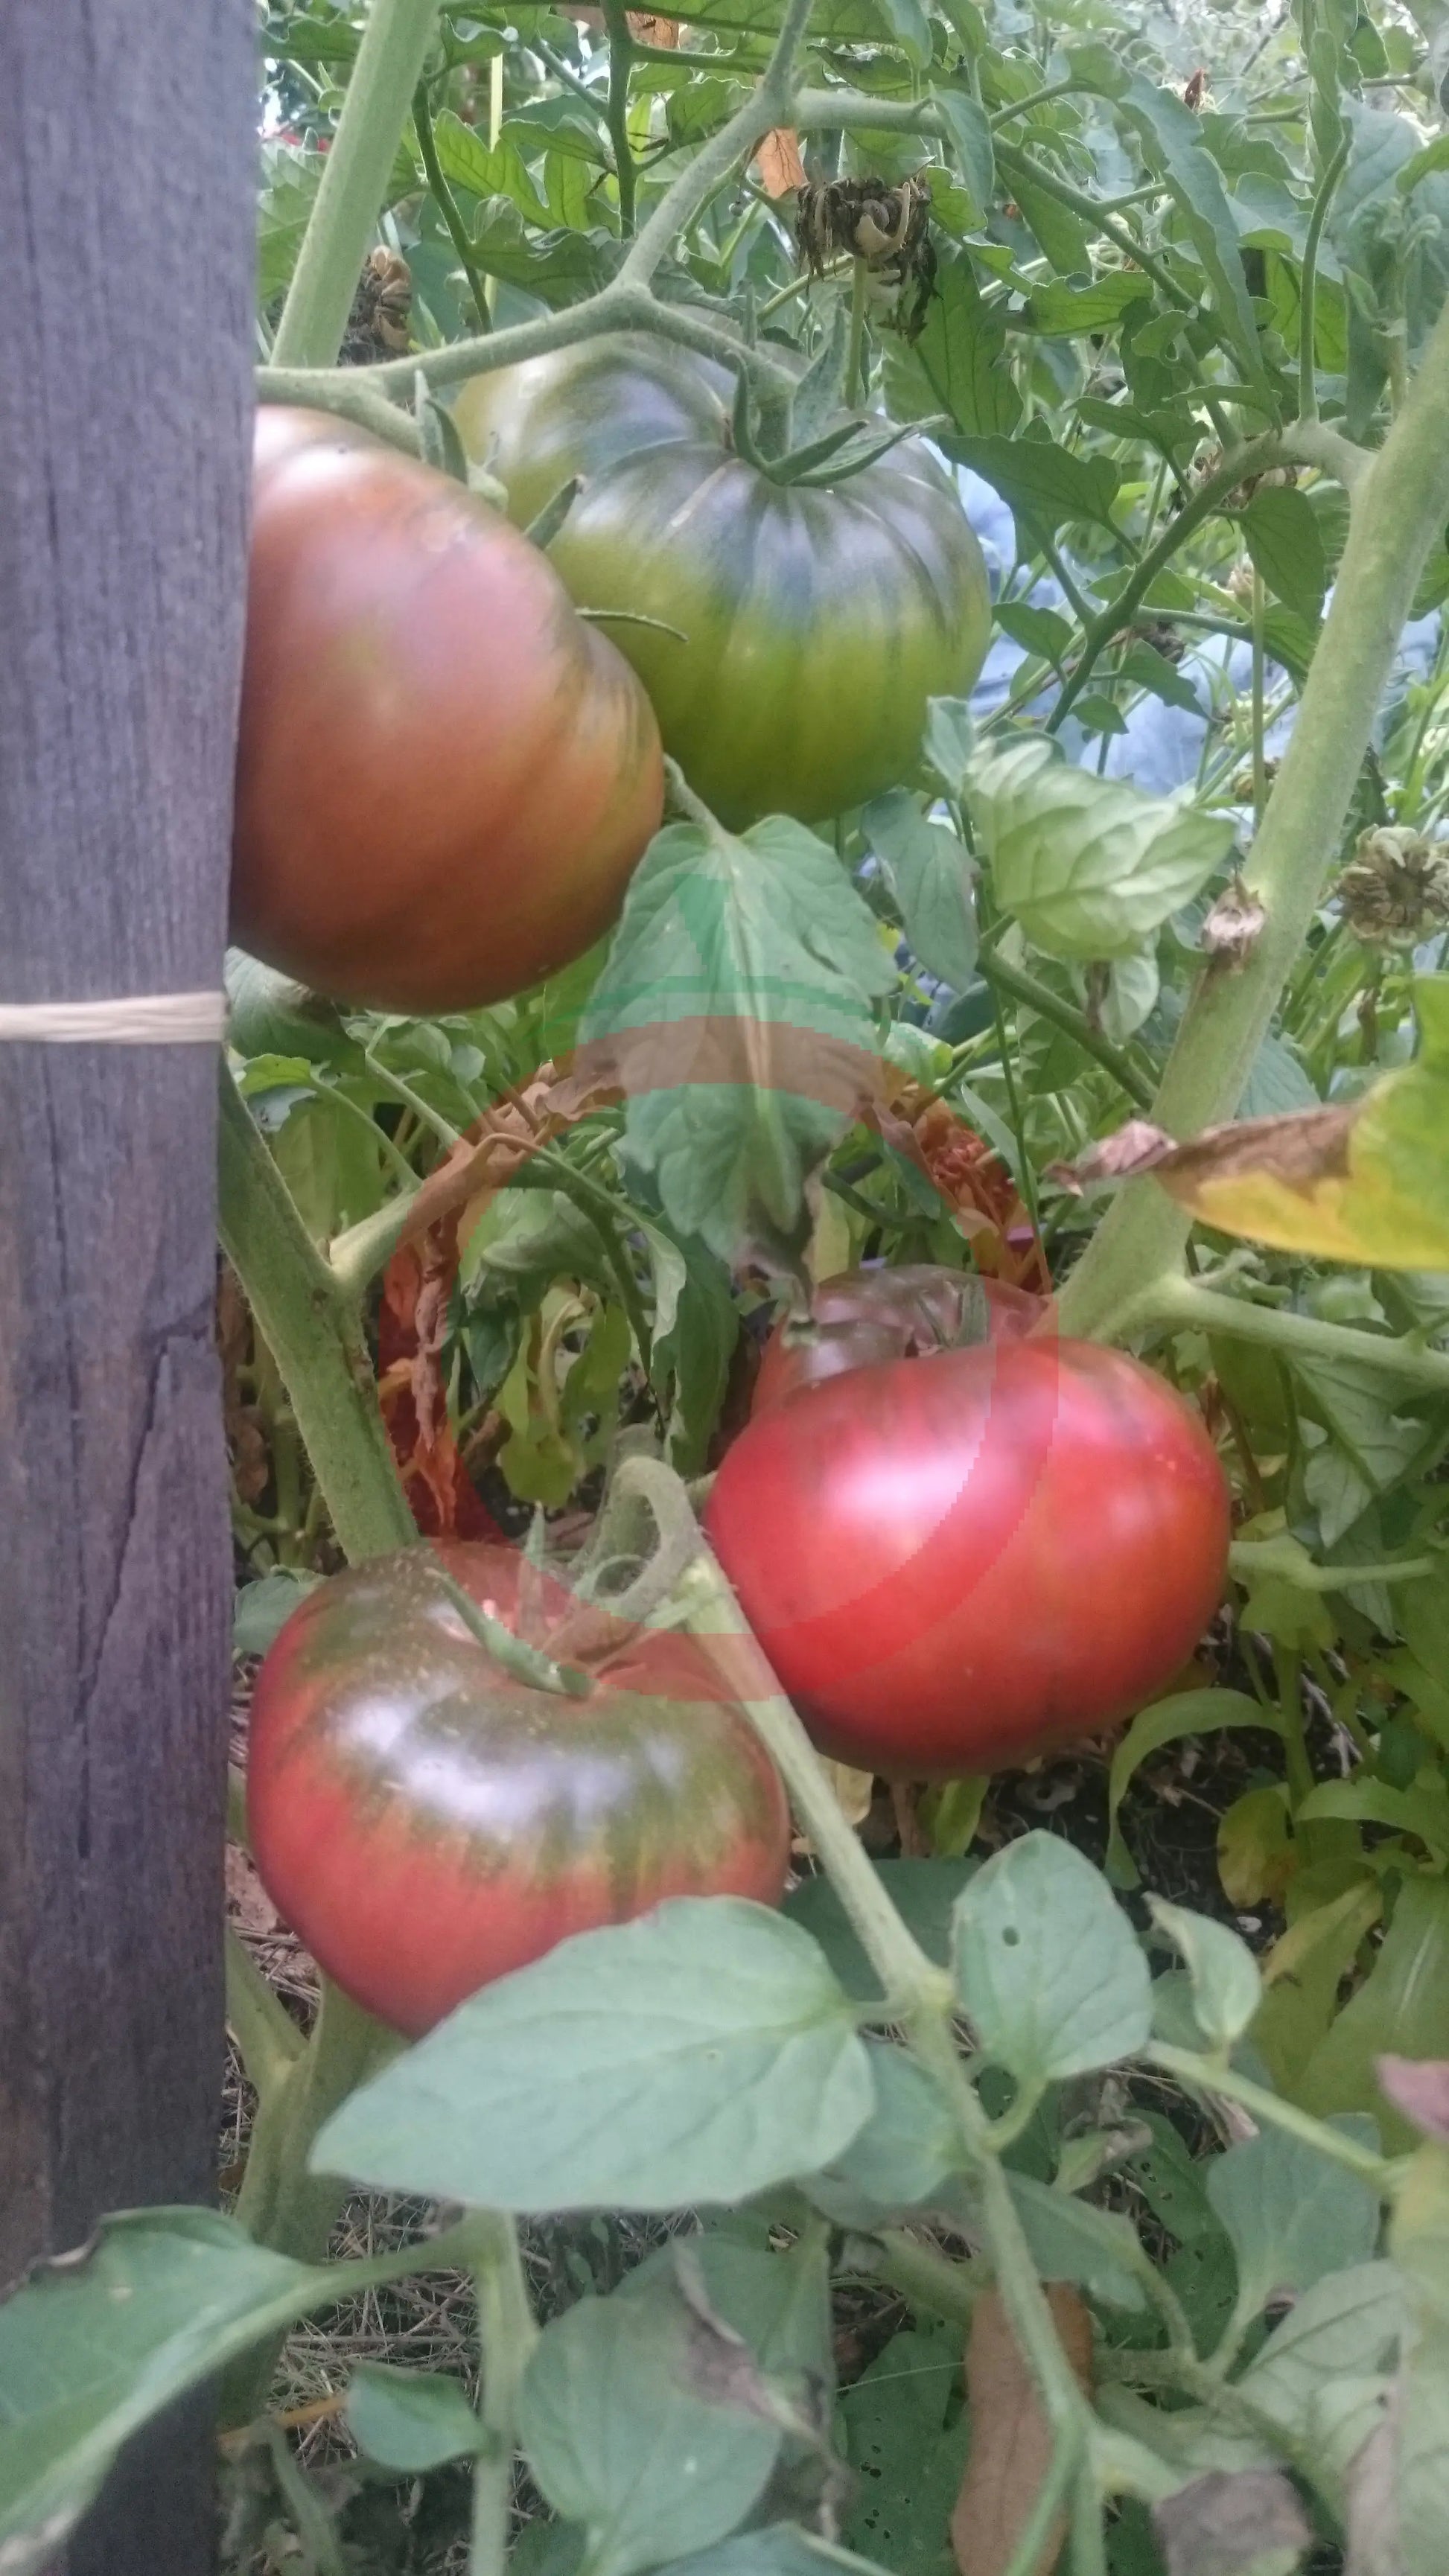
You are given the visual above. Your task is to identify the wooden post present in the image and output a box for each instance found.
[0,3,255,2567]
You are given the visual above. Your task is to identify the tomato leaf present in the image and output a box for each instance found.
[311,1898,876,2212]
[934,91,995,222]
[1104,1690,1275,1888]
[1206,2121,1382,2324]
[1241,485,1328,625]
[666,2527,902,2576]
[1005,2173,1150,2311]
[518,2280,783,2576]
[0,2211,390,2573]
[950,434,1121,538]
[951,1831,1153,2083]
[839,2320,968,2572]
[805,2039,968,2224]
[1148,1900,1262,2053]
[579,817,891,1265]
[863,791,978,991]
[1293,1876,1449,2153]
[965,738,1235,960]
[346,2362,488,2472]
[883,247,1022,443]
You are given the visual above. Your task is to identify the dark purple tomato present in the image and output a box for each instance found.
[232,409,664,1013]
[246,1542,790,2035]
[707,1337,1230,1780]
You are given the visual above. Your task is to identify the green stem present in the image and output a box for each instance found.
[415,80,491,329]
[217,1069,415,1562]
[847,257,868,407]
[470,2216,540,2576]
[221,1980,401,2424]
[1059,294,1449,1341]
[990,77,1078,126]
[1145,2043,1398,2185]
[601,0,639,235]
[619,0,818,291]
[1130,1271,1449,1397]
[1272,1645,1316,1808]
[1251,567,1267,829]
[978,949,1156,1111]
[1298,130,1351,426]
[273,0,443,369]
[861,2231,985,2329]
[1229,1537,1437,1590]
[226,1928,306,2100]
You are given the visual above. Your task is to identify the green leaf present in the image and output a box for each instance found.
[1293,1875,1449,2154]
[1252,1881,1383,2097]
[1241,487,1328,625]
[1294,1773,1449,1861]
[471,204,619,306]
[951,1831,1153,2083]
[966,739,1236,961]
[1112,75,1269,389]
[921,697,977,797]
[518,2282,783,2576]
[233,1567,322,1658]
[620,2234,834,2388]
[994,603,1074,669]
[838,2320,966,2575]
[1206,2122,1382,2322]
[647,1224,739,1475]
[1026,274,1153,336]
[1007,2172,1150,2311]
[258,141,325,306]
[1008,175,1093,279]
[0,2210,386,2572]
[806,2040,967,2223]
[934,92,994,220]
[346,2362,488,2472]
[1116,642,1204,717]
[1232,2260,1403,2439]
[786,1860,975,2002]
[1399,133,1449,198]
[1147,1899,1262,2051]
[1106,1692,1272,1888]
[863,792,978,990]
[312,1898,876,2212]
[952,434,1121,538]
[580,817,890,1265]
[1239,1033,1319,1118]
[431,109,552,226]
[671,2529,902,2576]
[883,249,1022,442]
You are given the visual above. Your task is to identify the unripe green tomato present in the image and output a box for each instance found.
[454,336,993,829]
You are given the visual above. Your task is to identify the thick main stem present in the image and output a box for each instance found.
[273,0,442,369]
[470,2218,540,2576]
[1060,293,1449,1342]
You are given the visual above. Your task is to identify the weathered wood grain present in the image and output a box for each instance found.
[0,1,255,2565]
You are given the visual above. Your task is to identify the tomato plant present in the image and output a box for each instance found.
[18,0,1449,2570]
[232,409,664,1011]
[709,1337,1230,1776]
[246,1540,790,2035]
[455,337,992,826]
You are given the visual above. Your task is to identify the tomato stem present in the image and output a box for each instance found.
[1059,293,1449,1342]
[1129,1270,1449,1396]
[600,0,639,237]
[270,0,444,372]
[469,2216,540,2576]
[431,1560,597,1697]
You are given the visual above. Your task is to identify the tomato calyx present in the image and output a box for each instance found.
[430,1557,596,1699]
[728,363,949,493]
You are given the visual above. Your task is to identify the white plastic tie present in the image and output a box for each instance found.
[0,992,227,1045]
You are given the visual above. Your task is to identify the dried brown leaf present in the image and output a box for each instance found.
[757,128,808,197]
[951,2283,1093,2576]
[1153,2469,1312,2576]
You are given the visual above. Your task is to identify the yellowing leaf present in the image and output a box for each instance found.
[1054,978,1449,1268]
[756,128,807,196]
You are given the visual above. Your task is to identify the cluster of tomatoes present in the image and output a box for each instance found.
[235,338,993,1007]
[237,345,1228,2041]
[248,1264,1229,2037]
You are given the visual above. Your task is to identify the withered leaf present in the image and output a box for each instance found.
[757,129,808,198]
[951,2283,1093,2576]
[1152,2468,1311,2576]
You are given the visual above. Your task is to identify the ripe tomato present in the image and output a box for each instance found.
[706,1338,1229,1779]
[232,409,664,1013]
[246,1542,790,2035]
[753,1265,1048,1418]
[453,337,992,827]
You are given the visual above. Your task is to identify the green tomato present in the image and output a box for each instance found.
[454,336,993,829]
